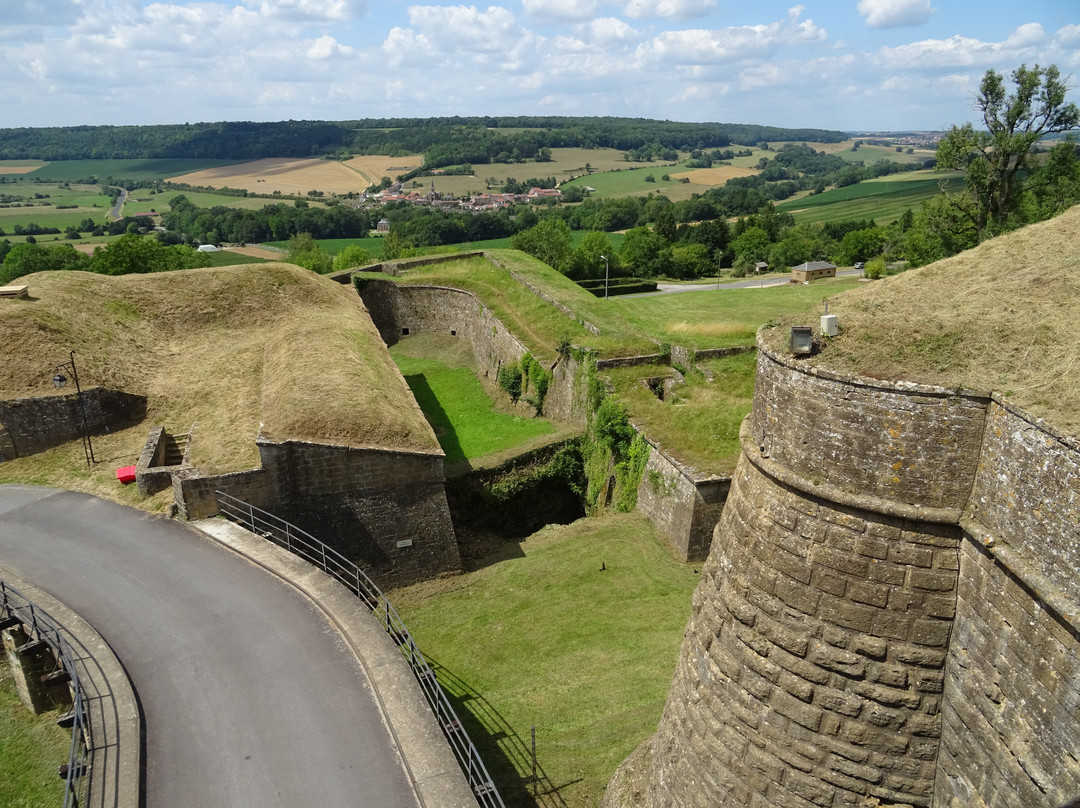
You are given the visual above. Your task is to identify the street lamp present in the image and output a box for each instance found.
[50,351,95,469]
[600,254,610,299]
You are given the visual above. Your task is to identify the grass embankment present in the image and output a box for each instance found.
[390,513,699,808]
[0,264,432,498]
[0,659,72,808]
[389,335,561,469]
[375,251,657,358]
[774,204,1080,435]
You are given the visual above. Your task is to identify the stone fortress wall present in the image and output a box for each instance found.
[616,334,1080,808]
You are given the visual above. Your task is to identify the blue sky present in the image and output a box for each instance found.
[1,0,1077,131]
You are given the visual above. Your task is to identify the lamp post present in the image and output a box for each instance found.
[600,254,610,299]
[51,351,95,469]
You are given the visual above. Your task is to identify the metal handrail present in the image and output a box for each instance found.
[0,580,92,808]
[215,491,506,808]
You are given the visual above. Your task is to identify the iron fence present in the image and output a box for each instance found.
[0,580,92,808]
[215,491,505,808]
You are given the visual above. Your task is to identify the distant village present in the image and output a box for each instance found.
[358,179,563,225]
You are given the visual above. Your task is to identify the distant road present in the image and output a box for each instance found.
[108,187,127,220]
[0,485,419,808]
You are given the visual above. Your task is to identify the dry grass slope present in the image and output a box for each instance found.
[0,263,436,473]
[768,204,1080,435]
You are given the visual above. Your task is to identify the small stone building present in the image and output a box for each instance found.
[790,260,836,283]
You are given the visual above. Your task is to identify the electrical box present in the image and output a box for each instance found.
[821,314,839,337]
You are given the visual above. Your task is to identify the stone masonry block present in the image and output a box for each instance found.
[757,614,811,657]
[849,634,888,659]
[777,670,816,703]
[889,643,947,668]
[867,560,907,586]
[856,535,890,560]
[847,580,891,609]
[825,525,861,553]
[817,595,876,633]
[888,543,935,567]
[907,567,957,592]
[812,546,869,578]
[909,618,952,648]
[807,642,866,678]
[783,768,836,806]
[814,687,864,718]
[775,577,822,615]
[826,753,885,785]
[840,720,909,755]
[873,611,913,640]
[771,548,815,586]
[771,688,825,732]
[811,567,848,598]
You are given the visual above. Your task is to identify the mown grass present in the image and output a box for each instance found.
[609,276,863,351]
[274,231,625,257]
[0,658,73,808]
[389,513,699,808]
[604,351,758,474]
[390,335,556,466]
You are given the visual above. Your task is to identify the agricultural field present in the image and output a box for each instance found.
[561,162,707,201]
[15,158,242,183]
[783,139,937,165]
[777,169,964,225]
[0,181,114,236]
[0,160,47,175]
[168,155,423,196]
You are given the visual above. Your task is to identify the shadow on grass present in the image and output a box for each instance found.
[403,373,469,469]
[427,657,578,808]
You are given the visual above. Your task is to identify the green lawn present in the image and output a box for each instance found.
[389,512,699,808]
[390,335,556,465]
[609,276,863,351]
[562,163,694,200]
[0,659,72,808]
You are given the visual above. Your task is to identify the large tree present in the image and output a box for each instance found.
[936,64,1079,237]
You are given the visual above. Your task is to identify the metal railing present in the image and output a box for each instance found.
[215,492,505,808]
[0,580,92,808]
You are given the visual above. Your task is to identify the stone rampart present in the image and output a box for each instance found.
[635,436,729,563]
[615,333,1080,808]
[0,389,146,459]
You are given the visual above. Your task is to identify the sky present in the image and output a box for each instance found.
[1,0,1078,132]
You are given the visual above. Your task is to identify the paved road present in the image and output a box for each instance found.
[0,485,419,808]
[647,268,863,295]
[109,188,128,221]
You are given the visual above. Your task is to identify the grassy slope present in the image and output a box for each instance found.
[0,263,435,477]
[778,170,965,225]
[389,513,699,808]
[389,335,557,466]
[0,659,72,808]
[767,204,1080,435]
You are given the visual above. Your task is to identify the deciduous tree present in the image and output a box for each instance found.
[936,64,1079,237]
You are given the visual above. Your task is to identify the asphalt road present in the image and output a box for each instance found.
[649,268,864,295]
[0,485,419,808]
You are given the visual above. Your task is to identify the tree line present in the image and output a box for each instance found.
[0,117,845,163]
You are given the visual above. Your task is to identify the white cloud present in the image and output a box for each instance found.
[520,0,600,22]
[253,0,367,23]
[857,0,934,30]
[634,7,825,68]
[620,0,717,20]
[1003,22,1045,50]
[578,16,638,44]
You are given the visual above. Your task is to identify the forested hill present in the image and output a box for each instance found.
[0,117,846,163]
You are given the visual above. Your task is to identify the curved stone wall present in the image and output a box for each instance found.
[618,334,1080,808]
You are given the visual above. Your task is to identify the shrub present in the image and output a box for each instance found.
[497,363,523,402]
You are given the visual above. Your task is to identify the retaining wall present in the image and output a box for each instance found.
[614,333,1080,808]
[0,389,146,459]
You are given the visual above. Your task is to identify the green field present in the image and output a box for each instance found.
[22,158,244,182]
[777,170,964,225]
[124,188,285,215]
[389,512,699,808]
[562,162,700,200]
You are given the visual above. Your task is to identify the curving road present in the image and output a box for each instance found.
[0,485,420,808]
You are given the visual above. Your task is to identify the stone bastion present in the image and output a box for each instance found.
[608,331,1080,808]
